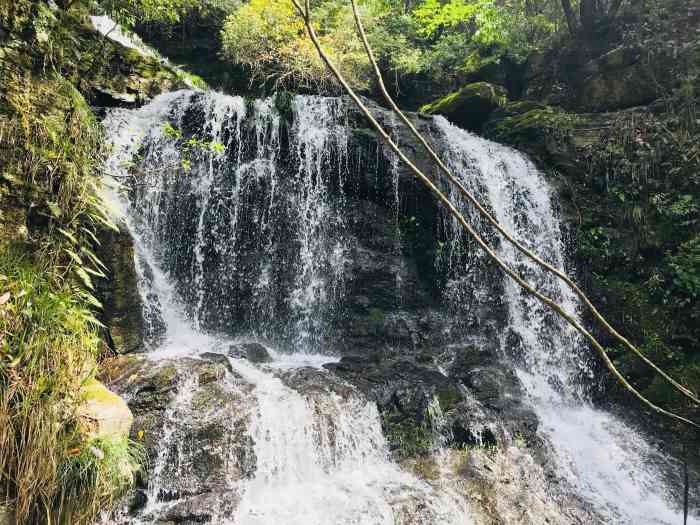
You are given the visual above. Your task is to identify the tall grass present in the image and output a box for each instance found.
[0,67,135,524]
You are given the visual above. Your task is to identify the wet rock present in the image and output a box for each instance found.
[104,355,255,524]
[96,223,145,354]
[227,342,272,363]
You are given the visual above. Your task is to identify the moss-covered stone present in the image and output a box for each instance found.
[381,407,434,460]
[483,102,581,170]
[78,379,134,441]
[436,384,461,413]
[420,82,508,132]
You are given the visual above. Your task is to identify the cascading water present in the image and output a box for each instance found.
[434,117,697,525]
[102,90,470,524]
[100,88,695,524]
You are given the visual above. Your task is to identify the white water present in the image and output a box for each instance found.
[90,15,157,58]
[102,91,471,524]
[434,116,694,525]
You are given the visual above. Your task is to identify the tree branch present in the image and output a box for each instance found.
[560,0,578,35]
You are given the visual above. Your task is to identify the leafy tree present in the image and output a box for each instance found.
[220,0,381,90]
[218,0,561,94]
[101,0,200,28]
[560,0,626,35]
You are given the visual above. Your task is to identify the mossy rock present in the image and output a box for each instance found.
[436,384,461,413]
[0,505,14,525]
[420,82,508,132]
[381,408,434,460]
[78,379,134,441]
[96,224,144,354]
[483,102,581,170]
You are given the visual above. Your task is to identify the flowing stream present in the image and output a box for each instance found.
[102,89,695,524]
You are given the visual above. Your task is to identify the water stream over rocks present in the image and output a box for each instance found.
[100,90,696,524]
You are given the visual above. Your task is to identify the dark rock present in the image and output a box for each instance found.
[227,342,272,363]
[420,82,508,132]
[104,355,255,523]
[96,223,145,354]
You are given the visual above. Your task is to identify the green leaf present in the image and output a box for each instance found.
[47,201,63,218]
[57,227,78,245]
[64,249,83,266]
[73,267,94,290]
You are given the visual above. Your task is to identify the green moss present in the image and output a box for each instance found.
[366,307,385,322]
[485,105,578,145]
[420,82,508,131]
[381,408,434,460]
[436,385,461,413]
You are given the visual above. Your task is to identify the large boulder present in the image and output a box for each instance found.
[483,101,579,170]
[102,354,256,524]
[420,82,508,132]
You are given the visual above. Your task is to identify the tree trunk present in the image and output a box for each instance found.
[560,0,578,35]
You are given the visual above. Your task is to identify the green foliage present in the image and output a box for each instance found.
[568,76,700,418]
[668,236,700,301]
[220,0,376,91]
[216,0,560,94]
[57,436,145,524]
[413,0,555,65]
[1,3,142,521]
[0,246,107,524]
[101,0,200,28]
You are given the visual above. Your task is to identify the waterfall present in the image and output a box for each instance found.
[100,89,694,524]
[102,90,470,524]
[434,117,696,525]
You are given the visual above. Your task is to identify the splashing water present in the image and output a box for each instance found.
[434,116,696,525]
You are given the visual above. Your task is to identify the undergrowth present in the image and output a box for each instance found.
[0,5,139,520]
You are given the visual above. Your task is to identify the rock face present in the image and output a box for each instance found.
[96,224,145,354]
[420,82,507,132]
[98,92,609,523]
[103,354,256,524]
